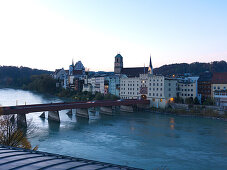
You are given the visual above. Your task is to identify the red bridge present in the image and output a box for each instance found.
[1,99,150,115]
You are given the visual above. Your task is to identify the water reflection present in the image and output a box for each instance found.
[170,117,175,130]
[48,120,60,132]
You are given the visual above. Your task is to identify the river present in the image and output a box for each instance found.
[0,88,227,170]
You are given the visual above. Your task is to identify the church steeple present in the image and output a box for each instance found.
[72,59,74,67]
[148,55,153,75]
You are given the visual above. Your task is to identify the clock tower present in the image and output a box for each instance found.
[114,54,123,74]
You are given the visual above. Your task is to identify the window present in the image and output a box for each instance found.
[218,86,220,90]
[191,89,193,91]
[191,94,193,96]
[214,86,216,89]
[149,83,151,86]
[182,94,184,96]
[153,83,155,86]
[160,94,162,97]
[153,88,155,91]
[153,93,155,96]
[185,94,187,96]
[156,93,158,96]
[169,88,171,91]
[149,93,151,96]
[157,88,159,90]
[160,88,162,91]
[169,94,171,97]
[188,94,190,96]
[169,83,171,86]
[188,89,190,91]
[161,83,163,86]
[157,83,159,86]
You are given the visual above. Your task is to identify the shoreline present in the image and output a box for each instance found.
[150,108,227,121]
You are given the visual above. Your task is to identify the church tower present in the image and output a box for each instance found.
[114,54,123,74]
[148,55,153,75]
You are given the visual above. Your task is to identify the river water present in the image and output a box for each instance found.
[0,88,227,170]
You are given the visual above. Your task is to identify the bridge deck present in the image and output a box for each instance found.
[1,100,150,115]
[0,145,142,170]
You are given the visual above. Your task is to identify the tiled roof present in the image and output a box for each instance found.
[0,145,141,170]
[121,67,148,77]
[211,72,227,84]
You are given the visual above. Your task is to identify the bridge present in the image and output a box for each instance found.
[1,99,150,127]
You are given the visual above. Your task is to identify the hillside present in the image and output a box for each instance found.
[153,60,227,76]
[0,66,51,87]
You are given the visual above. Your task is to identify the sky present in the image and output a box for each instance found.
[0,0,226,71]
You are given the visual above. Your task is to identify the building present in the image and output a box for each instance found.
[177,76,199,101]
[52,68,67,88]
[198,72,212,103]
[105,75,120,96]
[211,72,227,109]
[120,73,177,108]
[114,54,149,77]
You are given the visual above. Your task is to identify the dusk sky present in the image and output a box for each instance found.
[0,0,226,71]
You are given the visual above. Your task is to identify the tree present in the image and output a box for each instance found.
[174,96,184,104]
[203,97,215,105]
[0,115,37,150]
[193,97,200,105]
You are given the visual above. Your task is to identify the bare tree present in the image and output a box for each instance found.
[0,115,38,150]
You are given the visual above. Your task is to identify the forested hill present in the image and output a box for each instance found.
[0,66,52,87]
[153,60,227,76]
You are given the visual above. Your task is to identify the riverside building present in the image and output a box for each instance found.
[177,76,199,101]
[120,57,177,108]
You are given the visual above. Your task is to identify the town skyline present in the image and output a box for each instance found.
[0,0,227,71]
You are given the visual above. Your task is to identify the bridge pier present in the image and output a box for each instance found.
[100,106,113,115]
[66,109,72,115]
[76,108,89,118]
[120,105,134,112]
[17,114,27,128]
[48,111,60,122]
[40,112,45,118]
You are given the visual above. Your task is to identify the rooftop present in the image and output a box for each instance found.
[0,145,141,170]
[212,72,227,84]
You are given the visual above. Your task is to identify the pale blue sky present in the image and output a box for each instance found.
[0,0,226,71]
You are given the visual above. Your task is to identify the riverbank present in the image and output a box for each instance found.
[150,106,227,120]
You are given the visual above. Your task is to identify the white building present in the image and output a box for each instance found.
[177,76,199,101]
[120,74,177,108]
[85,77,105,94]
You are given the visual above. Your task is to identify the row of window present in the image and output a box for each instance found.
[181,89,193,91]
[180,84,193,87]
[181,93,193,97]
[213,86,226,90]
[121,83,164,87]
